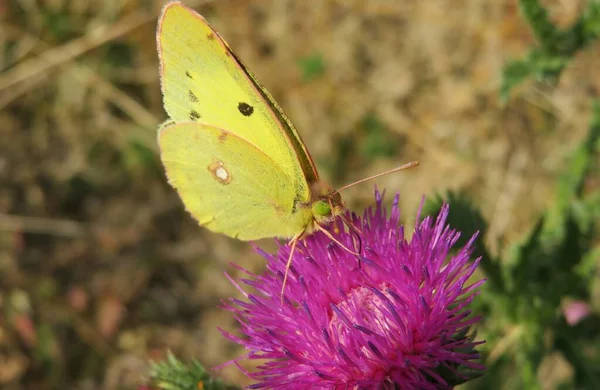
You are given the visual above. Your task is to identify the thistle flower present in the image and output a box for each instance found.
[222,191,486,389]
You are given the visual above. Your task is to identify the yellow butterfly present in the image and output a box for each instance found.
[156,2,417,271]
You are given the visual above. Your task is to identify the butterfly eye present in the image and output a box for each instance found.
[312,200,332,217]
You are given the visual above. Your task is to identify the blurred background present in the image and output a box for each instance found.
[1,0,599,389]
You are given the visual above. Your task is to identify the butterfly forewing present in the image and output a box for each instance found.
[157,2,315,204]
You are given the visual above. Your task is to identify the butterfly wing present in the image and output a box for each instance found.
[157,1,318,211]
[158,122,313,240]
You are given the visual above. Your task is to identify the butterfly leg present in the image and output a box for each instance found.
[314,223,359,256]
[332,216,340,235]
[280,231,303,304]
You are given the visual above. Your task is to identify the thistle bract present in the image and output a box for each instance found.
[222,192,485,389]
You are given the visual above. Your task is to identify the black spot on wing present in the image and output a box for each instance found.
[185,71,193,79]
[238,102,254,116]
[190,110,201,121]
[188,90,198,103]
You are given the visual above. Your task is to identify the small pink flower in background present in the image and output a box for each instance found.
[222,191,486,389]
[563,300,591,326]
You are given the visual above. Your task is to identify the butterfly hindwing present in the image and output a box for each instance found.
[158,122,313,240]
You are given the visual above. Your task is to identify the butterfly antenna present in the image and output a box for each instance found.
[281,233,301,304]
[330,161,419,195]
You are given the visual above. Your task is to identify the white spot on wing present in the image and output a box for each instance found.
[216,167,228,181]
[208,159,232,185]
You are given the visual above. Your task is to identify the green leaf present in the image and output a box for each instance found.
[148,352,240,390]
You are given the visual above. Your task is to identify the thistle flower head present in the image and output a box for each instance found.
[222,191,485,389]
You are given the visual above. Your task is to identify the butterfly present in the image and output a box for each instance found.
[156,1,418,285]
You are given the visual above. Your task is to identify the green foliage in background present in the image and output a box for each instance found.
[501,0,600,100]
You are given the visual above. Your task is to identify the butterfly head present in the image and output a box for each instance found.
[311,185,345,225]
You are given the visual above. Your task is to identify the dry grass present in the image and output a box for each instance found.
[0,0,595,388]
